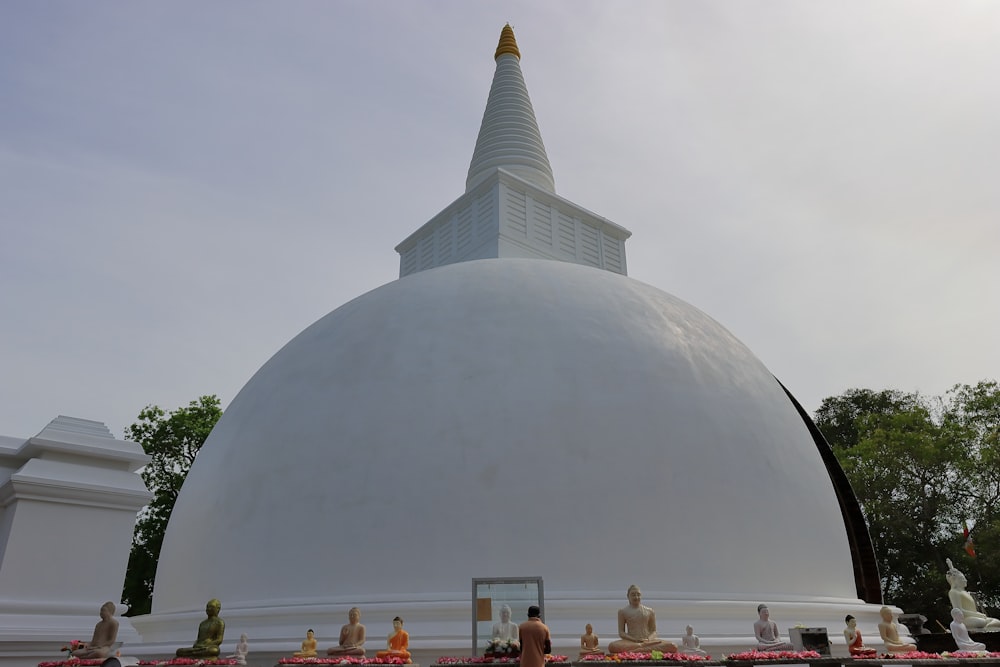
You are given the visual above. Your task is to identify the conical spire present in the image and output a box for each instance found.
[466,24,555,193]
[494,23,521,60]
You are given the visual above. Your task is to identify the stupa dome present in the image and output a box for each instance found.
[147,259,867,647]
[136,25,884,659]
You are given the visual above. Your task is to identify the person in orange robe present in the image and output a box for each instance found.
[519,606,551,667]
[376,616,411,663]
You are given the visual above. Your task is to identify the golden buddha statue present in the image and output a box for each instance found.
[294,629,318,658]
[176,599,225,658]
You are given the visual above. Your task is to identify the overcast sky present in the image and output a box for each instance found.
[2,1,998,440]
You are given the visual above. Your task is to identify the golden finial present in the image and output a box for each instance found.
[494,23,520,60]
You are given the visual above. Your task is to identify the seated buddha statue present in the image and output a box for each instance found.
[71,601,119,659]
[878,606,916,653]
[946,558,1000,631]
[327,607,367,656]
[176,599,225,658]
[376,616,412,662]
[579,623,602,658]
[294,629,318,657]
[607,585,678,654]
[228,633,249,665]
[492,605,520,648]
[951,608,987,652]
[753,605,794,651]
[681,625,706,656]
[843,615,875,657]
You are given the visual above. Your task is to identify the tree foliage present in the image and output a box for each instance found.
[816,381,1000,628]
[814,388,920,449]
[121,395,222,616]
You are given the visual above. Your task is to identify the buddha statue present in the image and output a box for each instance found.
[878,606,916,653]
[376,616,412,662]
[753,604,794,651]
[946,558,1000,631]
[607,585,678,654]
[327,607,367,656]
[294,629,318,657]
[228,633,249,665]
[492,604,520,646]
[71,601,119,659]
[843,615,875,657]
[579,623,602,658]
[950,608,987,652]
[680,625,706,656]
[176,598,225,658]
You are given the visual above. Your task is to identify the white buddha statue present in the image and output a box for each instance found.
[946,558,1000,631]
[492,605,520,645]
[681,625,706,656]
[951,608,987,652]
[228,633,249,665]
[753,604,794,651]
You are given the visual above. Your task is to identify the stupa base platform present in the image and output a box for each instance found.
[915,633,1000,654]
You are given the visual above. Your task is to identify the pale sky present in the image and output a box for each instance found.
[2,1,998,439]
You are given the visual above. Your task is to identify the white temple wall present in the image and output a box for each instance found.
[0,500,135,604]
[0,417,151,667]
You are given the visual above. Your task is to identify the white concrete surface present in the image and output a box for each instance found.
[0,416,151,667]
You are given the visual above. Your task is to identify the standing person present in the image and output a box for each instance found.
[519,605,551,667]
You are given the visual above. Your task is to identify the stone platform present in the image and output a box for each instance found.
[914,634,1000,654]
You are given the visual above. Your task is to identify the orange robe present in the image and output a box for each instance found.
[848,629,875,656]
[376,630,411,662]
[518,618,551,667]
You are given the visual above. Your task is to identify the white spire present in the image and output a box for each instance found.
[466,24,555,193]
[396,24,630,278]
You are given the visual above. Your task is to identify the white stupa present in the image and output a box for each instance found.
[133,25,888,660]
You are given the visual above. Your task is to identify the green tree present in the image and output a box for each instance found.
[816,384,1000,627]
[121,395,222,615]
[840,403,966,620]
[814,388,919,449]
[942,381,1000,610]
